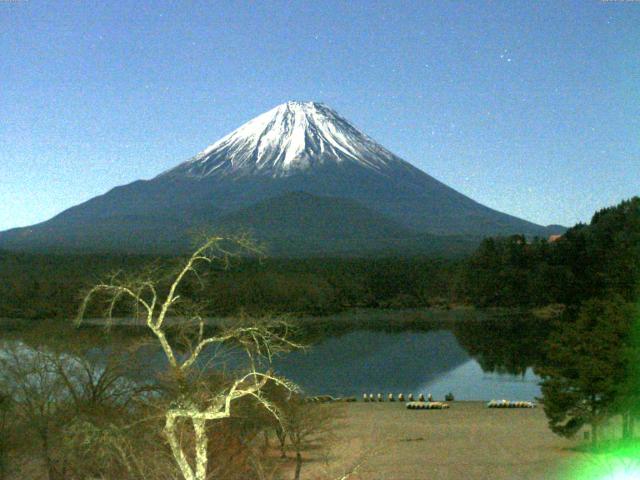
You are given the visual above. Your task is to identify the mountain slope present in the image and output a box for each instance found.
[215,191,480,257]
[0,101,563,255]
[218,191,415,240]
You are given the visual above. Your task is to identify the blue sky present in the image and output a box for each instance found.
[1,0,638,231]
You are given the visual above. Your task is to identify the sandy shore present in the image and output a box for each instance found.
[301,401,588,480]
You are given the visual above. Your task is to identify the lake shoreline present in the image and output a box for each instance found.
[0,304,559,331]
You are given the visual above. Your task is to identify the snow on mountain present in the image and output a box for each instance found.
[161,101,404,179]
[0,100,564,255]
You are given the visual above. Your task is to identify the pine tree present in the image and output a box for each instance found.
[538,297,634,444]
[615,302,640,440]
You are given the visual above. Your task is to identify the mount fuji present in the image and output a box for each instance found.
[0,101,563,256]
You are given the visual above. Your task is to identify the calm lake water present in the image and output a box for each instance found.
[270,329,541,401]
[0,312,547,402]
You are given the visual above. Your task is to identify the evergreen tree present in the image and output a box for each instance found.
[538,297,635,444]
[461,196,640,308]
[615,302,640,440]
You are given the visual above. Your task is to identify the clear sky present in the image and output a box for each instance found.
[1,0,638,231]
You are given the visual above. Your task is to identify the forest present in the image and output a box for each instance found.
[0,253,461,320]
[0,197,638,321]
[462,197,640,447]
[462,197,640,308]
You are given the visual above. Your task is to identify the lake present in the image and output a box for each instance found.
[271,329,542,400]
[0,311,548,402]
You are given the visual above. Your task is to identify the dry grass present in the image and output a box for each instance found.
[299,401,590,480]
[3,402,593,480]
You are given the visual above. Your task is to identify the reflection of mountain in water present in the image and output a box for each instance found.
[271,330,469,397]
[1,313,551,401]
[422,360,540,401]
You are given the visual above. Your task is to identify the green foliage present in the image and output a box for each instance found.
[0,253,462,319]
[452,314,552,375]
[0,251,157,319]
[616,301,640,439]
[461,197,640,307]
[538,297,638,443]
[459,197,640,445]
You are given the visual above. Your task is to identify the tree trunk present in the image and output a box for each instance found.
[193,418,209,480]
[294,451,302,480]
[622,412,630,440]
[0,436,6,480]
[275,426,287,458]
[0,452,5,480]
[41,431,56,480]
[165,415,197,480]
[590,396,598,447]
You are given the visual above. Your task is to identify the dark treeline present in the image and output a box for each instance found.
[2,197,638,320]
[0,252,156,319]
[452,313,553,376]
[459,197,640,445]
[463,196,640,447]
[461,197,640,308]
[0,253,462,320]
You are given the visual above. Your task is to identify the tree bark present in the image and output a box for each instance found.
[622,412,630,440]
[294,451,302,480]
[275,426,287,458]
[193,418,208,480]
[41,430,56,480]
[165,415,196,480]
[0,450,6,480]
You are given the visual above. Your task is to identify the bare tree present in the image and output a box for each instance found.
[77,235,302,480]
[0,390,11,480]
[284,398,338,480]
[0,334,160,480]
[62,411,179,480]
[0,341,71,480]
[54,344,168,480]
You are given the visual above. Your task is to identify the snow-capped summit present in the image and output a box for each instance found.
[0,101,564,255]
[162,101,403,178]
